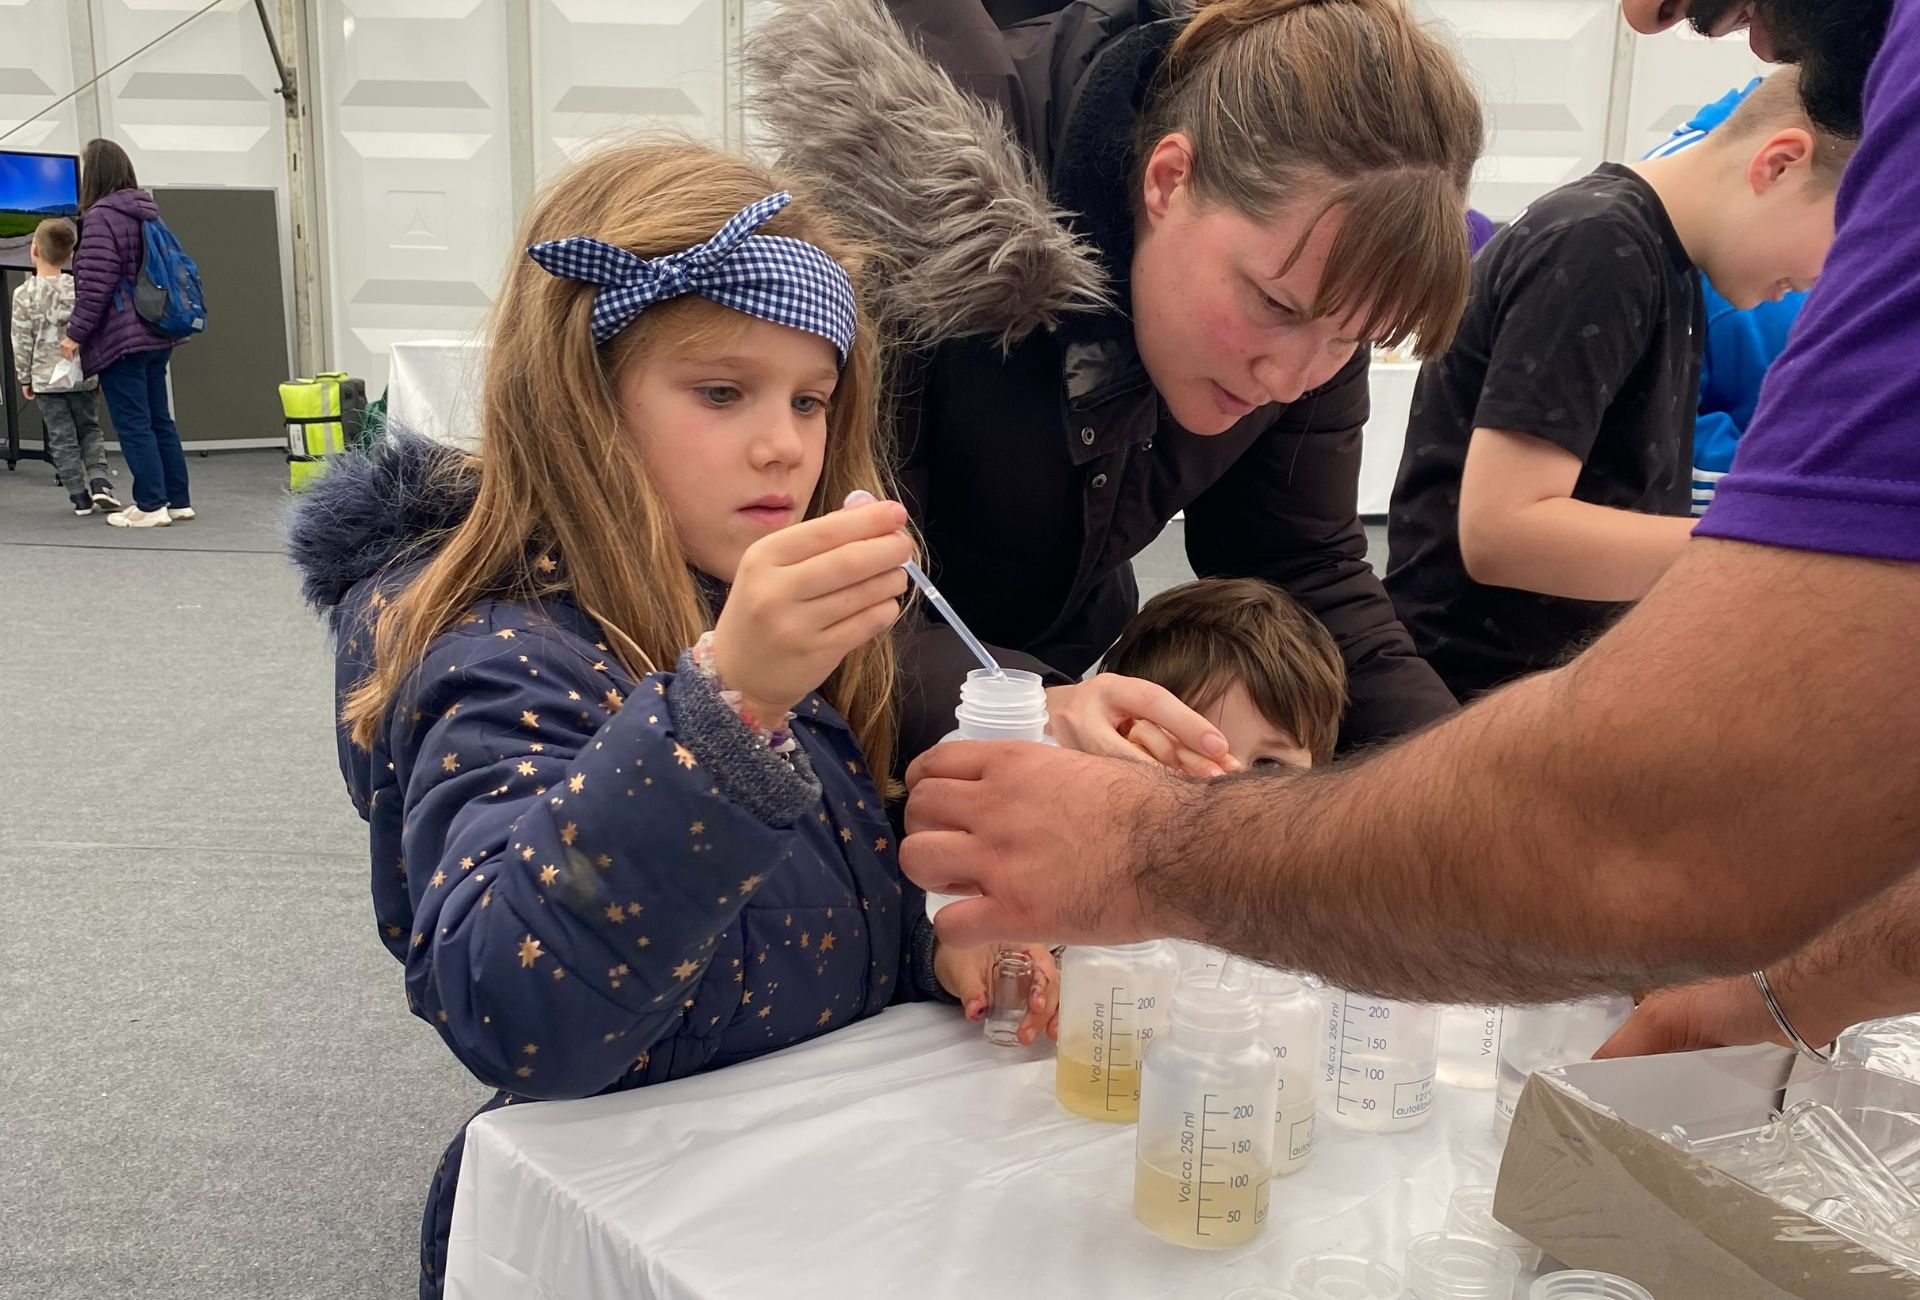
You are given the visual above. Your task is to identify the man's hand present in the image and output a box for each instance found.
[1595,977,1784,1059]
[903,741,1183,950]
[933,941,1060,1045]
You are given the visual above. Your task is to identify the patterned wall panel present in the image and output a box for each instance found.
[0,0,84,154]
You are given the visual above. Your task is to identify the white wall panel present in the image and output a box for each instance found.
[314,0,514,395]
[1415,0,1619,221]
[0,0,86,153]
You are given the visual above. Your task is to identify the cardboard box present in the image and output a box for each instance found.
[1494,1045,1920,1299]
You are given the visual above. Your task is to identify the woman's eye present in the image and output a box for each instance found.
[696,385,741,407]
[793,395,827,416]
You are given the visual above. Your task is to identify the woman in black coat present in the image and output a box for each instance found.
[750,0,1484,764]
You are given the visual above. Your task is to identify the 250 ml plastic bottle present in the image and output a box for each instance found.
[926,669,1058,919]
[1133,969,1278,1249]
[1319,989,1440,1133]
[1255,967,1322,1175]
[1056,941,1181,1122]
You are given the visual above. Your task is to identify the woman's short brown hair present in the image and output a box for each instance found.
[1102,577,1348,762]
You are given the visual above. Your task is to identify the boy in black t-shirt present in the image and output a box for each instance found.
[1385,70,1857,704]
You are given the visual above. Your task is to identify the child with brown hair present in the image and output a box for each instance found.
[9,216,120,516]
[290,139,1054,1298]
[1102,576,1348,771]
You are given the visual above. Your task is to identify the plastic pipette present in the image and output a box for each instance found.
[844,490,1004,677]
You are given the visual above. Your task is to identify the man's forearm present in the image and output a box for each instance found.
[1139,539,1920,1003]
[1766,874,1920,1048]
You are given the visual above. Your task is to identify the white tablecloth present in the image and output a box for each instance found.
[446,1004,1513,1300]
[387,338,485,451]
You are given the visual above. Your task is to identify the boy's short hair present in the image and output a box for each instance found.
[1716,68,1860,185]
[1103,577,1347,763]
[33,218,77,266]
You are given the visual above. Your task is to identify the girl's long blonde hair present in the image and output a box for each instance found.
[343,139,901,782]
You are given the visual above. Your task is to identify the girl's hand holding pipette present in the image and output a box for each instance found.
[935,940,1060,1045]
[1045,674,1239,778]
[709,500,912,725]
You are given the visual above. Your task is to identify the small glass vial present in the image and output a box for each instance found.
[983,950,1035,1047]
[1056,940,1181,1122]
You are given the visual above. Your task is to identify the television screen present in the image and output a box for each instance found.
[0,149,82,273]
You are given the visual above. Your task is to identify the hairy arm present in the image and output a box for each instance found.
[1459,427,1696,601]
[1132,538,1920,1000]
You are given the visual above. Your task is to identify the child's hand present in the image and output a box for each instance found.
[20,386,31,401]
[709,499,911,724]
[1045,674,1239,778]
[934,941,1060,1045]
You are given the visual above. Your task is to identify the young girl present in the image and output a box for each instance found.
[290,140,1056,1297]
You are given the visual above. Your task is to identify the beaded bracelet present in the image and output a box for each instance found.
[689,631,796,754]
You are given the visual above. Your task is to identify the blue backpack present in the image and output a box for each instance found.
[130,217,206,338]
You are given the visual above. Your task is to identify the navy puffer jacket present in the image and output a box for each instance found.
[290,436,944,1295]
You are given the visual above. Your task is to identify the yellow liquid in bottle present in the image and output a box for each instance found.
[1132,1151,1271,1250]
[1056,1053,1142,1122]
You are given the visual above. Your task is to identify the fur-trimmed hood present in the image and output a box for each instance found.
[287,434,475,611]
[745,0,1117,346]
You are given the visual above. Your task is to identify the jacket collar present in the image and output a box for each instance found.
[1050,19,1176,429]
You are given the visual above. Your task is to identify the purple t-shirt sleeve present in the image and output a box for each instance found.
[1693,0,1920,562]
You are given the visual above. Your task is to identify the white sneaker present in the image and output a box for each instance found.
[107,506,172,528]
[169,507,197,522]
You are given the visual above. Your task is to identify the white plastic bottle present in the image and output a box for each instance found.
[1436,1004,1504,1089]
[1496,995,1633,1126]
[1319,988,1440,1134]
[1133,968,1278,1249]
[926,668,1057,919]
[1254,967,1322,1175]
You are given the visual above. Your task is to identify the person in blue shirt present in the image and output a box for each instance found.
[1646,79,1808,514]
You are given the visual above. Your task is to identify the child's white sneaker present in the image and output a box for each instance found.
[107,506,171,528]
[168,506,197,522]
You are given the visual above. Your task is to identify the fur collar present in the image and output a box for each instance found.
[287,434,475,611]
[745,0,1110,346]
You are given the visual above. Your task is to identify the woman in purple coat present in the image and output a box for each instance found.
[61,139,193,528]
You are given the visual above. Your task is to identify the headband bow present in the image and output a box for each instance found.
[526,192,857,363]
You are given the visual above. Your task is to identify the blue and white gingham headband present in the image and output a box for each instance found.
[526,192,857,363]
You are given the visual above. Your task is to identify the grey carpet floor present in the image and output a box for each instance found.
[0,447,1386,1300]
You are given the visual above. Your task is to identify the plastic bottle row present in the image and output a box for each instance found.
[1055,940,1632,1142]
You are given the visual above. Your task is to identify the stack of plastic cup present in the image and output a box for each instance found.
[1446,1185,1544,1272]
[1529,1272,1655,1299]
[1404,1231,1522,1300]
[1290,1255,1404,1300]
